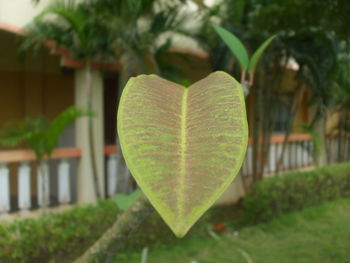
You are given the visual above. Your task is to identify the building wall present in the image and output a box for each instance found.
[0,0,86,29]
[0,30,74,143]
[0,0,51,28]
[0,71,74,126]
[0,29,75,202]
[0,72,74,201]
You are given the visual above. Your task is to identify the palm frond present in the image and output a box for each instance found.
[0,107,87,160]
[45,107,90,156]
[0,117,48,159]
[36,0,89,52]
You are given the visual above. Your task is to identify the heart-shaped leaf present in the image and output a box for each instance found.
[117,71,248,237]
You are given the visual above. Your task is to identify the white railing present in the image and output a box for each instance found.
[0,148,81,214]
[0,145,125,216]
[104,145,119,197]
[105,145,135,196]
[241,133,314,176]
[326,133,350,164]
[2,134,348,215]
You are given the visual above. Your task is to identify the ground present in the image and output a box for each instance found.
[115,197,350,263]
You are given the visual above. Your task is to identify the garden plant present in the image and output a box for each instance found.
[0,106,88,208]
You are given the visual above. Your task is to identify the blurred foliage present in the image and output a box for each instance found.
[333,48,350,112]
[1,161,350,262]
[0,200,119,263]
[244,162,350,223]
[248,0,350,120]
[197,0,350,101]
[22,0,195,84]
[0,194,233,263]
[0,197,239,263]
[196,0,350,177]
[25,0,350,106]
[0,106,88,160]
[249,0,350,39]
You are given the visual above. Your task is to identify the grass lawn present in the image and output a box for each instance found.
[116,198,350,263]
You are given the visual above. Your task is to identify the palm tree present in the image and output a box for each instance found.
[247,0,350,168]
[0,106,88,208]
[22,0,119,199]
[332,49,350,162]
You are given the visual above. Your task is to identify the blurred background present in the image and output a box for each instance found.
[0,0,350,262]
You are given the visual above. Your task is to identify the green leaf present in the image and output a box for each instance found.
[35,1,88,50]
[0,122,30,147]
[115,189,143,211]
[0,106,88,162]
[247,35,276,75]
[0,117,49,160]
[118,71,248,237]
[45,106,89,156]
[212,24,249,72]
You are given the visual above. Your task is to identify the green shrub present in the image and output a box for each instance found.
[0,200,119,263]
[0,197,227,263]
[244,162,350,223]
[3,163,349,262]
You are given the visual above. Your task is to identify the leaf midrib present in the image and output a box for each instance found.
[179,87,188,218]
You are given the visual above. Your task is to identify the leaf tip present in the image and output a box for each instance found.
[171,224,190,238]
[174,231,187,239]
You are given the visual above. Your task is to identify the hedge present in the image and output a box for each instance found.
[243,162,350,223]
[2,162,350,262]
[0,199,212,263]
[0,200,119,263]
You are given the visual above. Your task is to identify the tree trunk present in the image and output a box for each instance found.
[345,110,350,161]
[338,111,345,162]
[74,196,153,263]
[314,116,327,167]
[275,85,304,174]
[251,85,261,182]
[38,159,50,209]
